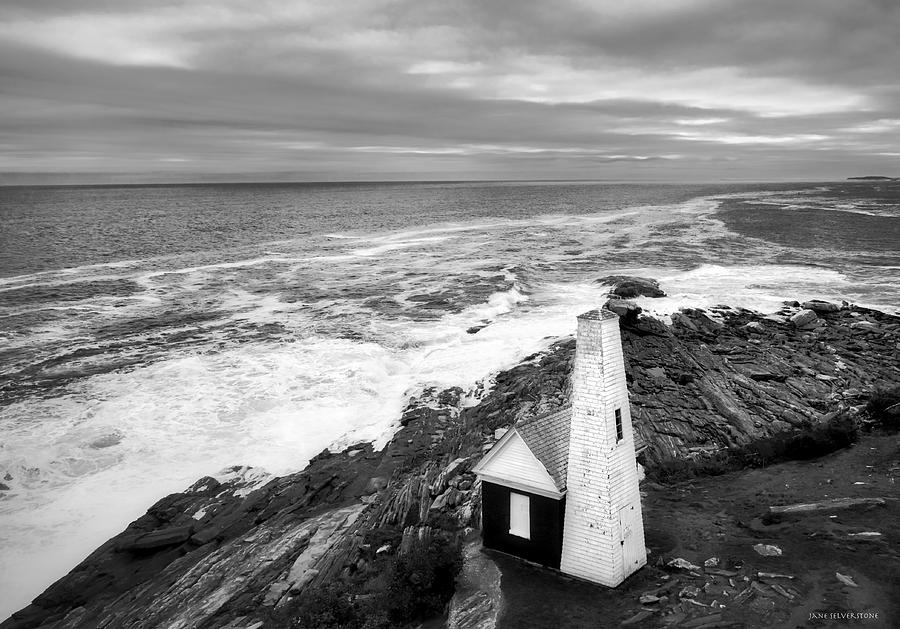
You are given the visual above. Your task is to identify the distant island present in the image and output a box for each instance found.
[848,175,896,180]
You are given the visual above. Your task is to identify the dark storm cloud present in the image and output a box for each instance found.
[0,0,898,182]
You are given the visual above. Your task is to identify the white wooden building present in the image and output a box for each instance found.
[473,307,647,586]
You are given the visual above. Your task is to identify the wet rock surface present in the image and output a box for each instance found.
[598,276,667,299]
[3,300,899,629]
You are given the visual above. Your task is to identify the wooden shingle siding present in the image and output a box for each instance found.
[560,310,646,587]
[515,407,571,490]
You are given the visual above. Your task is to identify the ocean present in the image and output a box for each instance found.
[1,180,898,618]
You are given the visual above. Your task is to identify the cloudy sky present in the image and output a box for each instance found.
[1,0,899,183]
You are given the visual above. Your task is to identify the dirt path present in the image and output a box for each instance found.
[493,433,899,628]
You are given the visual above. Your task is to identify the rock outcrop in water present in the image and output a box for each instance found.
[4,298,899,629]
[597,275,667,299]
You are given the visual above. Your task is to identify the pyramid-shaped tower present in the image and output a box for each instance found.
[559,308,646,585]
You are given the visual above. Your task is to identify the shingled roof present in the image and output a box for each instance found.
[515,406,648,492]
[515,407,572,492]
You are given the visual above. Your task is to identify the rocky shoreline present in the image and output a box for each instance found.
[3,287,899,629]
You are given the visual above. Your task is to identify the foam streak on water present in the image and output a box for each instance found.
[1,181,898,619]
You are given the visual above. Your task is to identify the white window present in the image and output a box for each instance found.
[509,492,531,539]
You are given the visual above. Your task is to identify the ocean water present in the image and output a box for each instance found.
[0,180,898,618]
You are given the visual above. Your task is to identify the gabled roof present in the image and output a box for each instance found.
[474,405,648,495]
[473,429,562,498]
[516,406,572,492]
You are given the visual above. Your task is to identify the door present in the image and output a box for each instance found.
[509,492,531,539]
[619,503,644,576]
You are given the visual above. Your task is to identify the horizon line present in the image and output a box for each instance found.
[0,175,879,189]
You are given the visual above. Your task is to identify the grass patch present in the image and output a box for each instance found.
[290,533,463,629]
[866,385,900,430]
[647,411,859,483]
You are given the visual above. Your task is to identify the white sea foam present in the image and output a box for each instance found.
[2,187,898,620]
[350,236,455,257]
[0,270,597,618]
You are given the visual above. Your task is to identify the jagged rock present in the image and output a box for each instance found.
[672,309,723,336]
[400,408,424,426]
[364,476,388,494]
[758,572,794,579]
[678,585,700,598]
[704,557,719,567]
[749,371,787,382]
[447,541,503,629]
[753,544,783,557]
[0,483,9,491]
[116,525,194,552]
[443,457,469,483]
[790,309,818,328]
[835,572,858,587]
[667,557,702,571]
[598,275,666,298]
[284,505,364,594]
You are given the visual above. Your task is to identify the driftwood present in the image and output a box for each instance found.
[769,497,886,515]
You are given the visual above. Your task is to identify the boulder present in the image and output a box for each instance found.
[802,300,840,314]
[442,458,469,483]
[88,433,123,449]
[666,557,702,571]
[605,299,642,320]
[598,275,666,298]
[790,309,818,328]
[752,543,782,557]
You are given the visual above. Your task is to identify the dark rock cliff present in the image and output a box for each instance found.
[3,301,899,629]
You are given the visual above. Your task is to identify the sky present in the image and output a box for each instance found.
[1,0,899,184]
